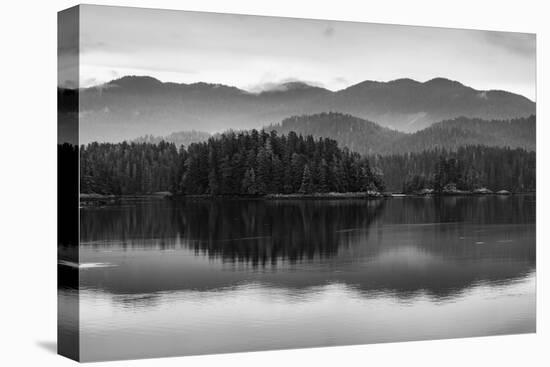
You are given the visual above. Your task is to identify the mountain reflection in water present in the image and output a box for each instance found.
[70,195,535,361]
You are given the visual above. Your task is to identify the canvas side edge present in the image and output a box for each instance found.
[57,5,80,362]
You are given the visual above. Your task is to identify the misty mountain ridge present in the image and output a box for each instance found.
[269,112,535,155]
[268,112,405,155]
[134,112,534,156]
[76,75,535,143]
[397,115,536,154]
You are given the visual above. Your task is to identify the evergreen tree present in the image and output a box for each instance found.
[271,155,284,193]
[375,146,535,193]
[299,165,313,194]
[256,147,270,194]
[318,158,328,193]
[241,168,258,195]
[79,130,533,197]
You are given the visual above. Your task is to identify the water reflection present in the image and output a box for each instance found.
[75,196,536,361]
[81,199,386,264]
[77,276,535,361]
[79,196,535,299]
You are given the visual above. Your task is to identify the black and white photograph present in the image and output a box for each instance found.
[55,4,539,362]
[6,1,550,366]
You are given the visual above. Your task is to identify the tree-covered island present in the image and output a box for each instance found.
[77,128,535,198]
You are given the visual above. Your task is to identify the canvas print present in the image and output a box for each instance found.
[58,4,536,362]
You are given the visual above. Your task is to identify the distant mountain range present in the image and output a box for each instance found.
[271,112,535,155]
[268,113,404,154]
[76,75,535,143]
[135,112,535,155]
[392,115,536,154]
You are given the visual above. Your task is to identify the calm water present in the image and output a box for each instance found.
[67,196,535,361]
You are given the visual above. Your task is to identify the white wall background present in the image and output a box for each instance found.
[0,0,547,366]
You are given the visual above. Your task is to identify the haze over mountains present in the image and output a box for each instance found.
[77,75,535,143]
[133,130,211,148]
[137,112,535,156]
[271,112,536,155]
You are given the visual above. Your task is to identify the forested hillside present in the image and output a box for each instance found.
[79,135,535,195]
[269,112,404,155]
[393,115,536,153]
[269,113,535,155]
[372,146,536,192]
[79,112,536,195]
[80,130,383,195]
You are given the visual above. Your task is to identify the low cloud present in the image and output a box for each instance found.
[246,77,325,93]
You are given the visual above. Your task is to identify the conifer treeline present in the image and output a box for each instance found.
[80,130,383,195]
[372,146,536,193]
[80,132,536,196]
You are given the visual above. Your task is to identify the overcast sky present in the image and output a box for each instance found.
[70,4,536,100]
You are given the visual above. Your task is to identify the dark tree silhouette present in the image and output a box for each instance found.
[372,146,536,193]
[80,130,382,195]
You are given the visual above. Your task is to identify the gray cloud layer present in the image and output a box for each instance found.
[67,5,536,100]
